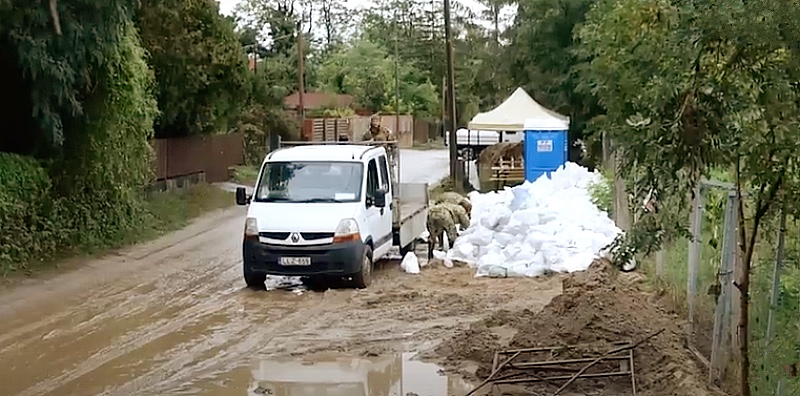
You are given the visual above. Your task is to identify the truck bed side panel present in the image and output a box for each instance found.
[393,183,429,248]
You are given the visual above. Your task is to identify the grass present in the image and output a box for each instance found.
[144,183,234,235]
[2,183,233,279]
[230,165,260,186]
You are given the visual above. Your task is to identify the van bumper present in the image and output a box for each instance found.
[243,240,366,276]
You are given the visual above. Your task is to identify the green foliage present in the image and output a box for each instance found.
[508,0,601,158]
[577,0,800,392]
[0,153,60,269]
[317,39,438,116]
[0,17,166,273]
[55,21,159,249]
[0,0,137,149]
[136,0,250,137]
[577,0,800,259]
[587,169,613,216]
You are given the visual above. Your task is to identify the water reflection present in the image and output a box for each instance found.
[248,352,472,396]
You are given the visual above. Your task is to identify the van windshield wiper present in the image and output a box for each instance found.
[296,198,343,203]
[261,197,292,202]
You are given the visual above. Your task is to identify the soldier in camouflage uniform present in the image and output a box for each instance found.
[439,202,469,231]
[361,116,396,142]
[436,191,472,218]
[362,115,399,192]
[427,203,458,260]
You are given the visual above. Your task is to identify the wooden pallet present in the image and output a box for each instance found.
[489,157,525,182]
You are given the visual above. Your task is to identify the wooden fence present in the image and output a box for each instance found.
[151,133,244,183]
[302,115,415,148]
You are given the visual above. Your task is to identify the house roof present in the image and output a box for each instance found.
[284,92,355,110]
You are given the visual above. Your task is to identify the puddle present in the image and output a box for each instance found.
[245,352,473,396]
[179,352,474,395]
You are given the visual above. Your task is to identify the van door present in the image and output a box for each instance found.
[366,158,393,260]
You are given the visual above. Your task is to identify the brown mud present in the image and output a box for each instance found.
[0,207,561,396]
[430,259,718,396]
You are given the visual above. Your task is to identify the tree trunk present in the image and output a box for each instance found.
[738,251,750,396]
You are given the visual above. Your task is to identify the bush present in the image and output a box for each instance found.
[0,153,61,270]
[588,168,613,216]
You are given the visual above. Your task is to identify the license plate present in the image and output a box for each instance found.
[279,256,311,266]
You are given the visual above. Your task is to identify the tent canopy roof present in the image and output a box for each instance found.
[467,87,569,131]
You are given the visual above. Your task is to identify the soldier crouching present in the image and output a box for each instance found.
[435,191,472,219]
[439,202,469,231]
[427,203,458,260]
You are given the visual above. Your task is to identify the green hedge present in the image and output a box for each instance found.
[0,153,64,269]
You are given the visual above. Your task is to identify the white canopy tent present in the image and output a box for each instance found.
[467,87,569,131]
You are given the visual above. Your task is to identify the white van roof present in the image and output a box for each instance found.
[267,144,381,163]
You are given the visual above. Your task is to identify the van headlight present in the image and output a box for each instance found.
[333,218,360,244]
[244,217,259,241]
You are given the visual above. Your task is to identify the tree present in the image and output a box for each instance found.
[316,39,437,116]
[507,0,600,157]
[136,0,250,138]
[577,0,800,393]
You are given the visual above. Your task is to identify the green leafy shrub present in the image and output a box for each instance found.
[54,21,159,250]
[0,153,61,270]
[588,169,613,216]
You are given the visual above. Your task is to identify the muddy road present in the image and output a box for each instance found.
[0,207,563,396]
[0,148,565,396]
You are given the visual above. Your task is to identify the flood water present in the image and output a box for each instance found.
[174,352,473,396]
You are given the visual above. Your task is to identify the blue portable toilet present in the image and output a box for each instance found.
[523,117,569,182]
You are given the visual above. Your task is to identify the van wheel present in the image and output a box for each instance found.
[351,246,373,289]
[243,264,267,290]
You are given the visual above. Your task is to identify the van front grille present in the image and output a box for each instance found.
[300,232,334,240]
[259,232,290,240]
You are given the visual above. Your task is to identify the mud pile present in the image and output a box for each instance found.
[479,142,523,165]
[434,260,715,396]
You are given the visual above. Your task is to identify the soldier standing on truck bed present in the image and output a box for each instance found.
[362,115,399,189]
[361,115,396,142]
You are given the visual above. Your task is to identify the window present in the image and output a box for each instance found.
[254,161,363,203]
[378,155,390,191]
[366,159,379,206]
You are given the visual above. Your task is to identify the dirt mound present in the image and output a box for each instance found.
[479,142,523,165]
[434,260,716,396]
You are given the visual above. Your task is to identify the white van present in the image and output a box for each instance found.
[235,142,428,290]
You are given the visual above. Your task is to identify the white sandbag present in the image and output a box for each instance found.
[448,161,626,278]
[400,252,420,274]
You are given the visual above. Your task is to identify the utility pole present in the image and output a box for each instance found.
[444,0,460,190]
[441,75,446,142]
[394,9,400,139]
[297,20,306,137]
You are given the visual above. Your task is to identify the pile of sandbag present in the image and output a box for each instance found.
[446,162,621,277]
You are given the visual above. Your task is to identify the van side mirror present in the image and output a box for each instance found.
[235,187,251,206]
[374,188,387,208]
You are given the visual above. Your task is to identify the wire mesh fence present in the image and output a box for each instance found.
[649,180,799,394]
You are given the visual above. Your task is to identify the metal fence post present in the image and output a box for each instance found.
[710,190,737,384]
[765,209,786,395]
[688,184,704,336]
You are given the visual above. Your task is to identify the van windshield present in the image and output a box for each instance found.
[254,161,363,203]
